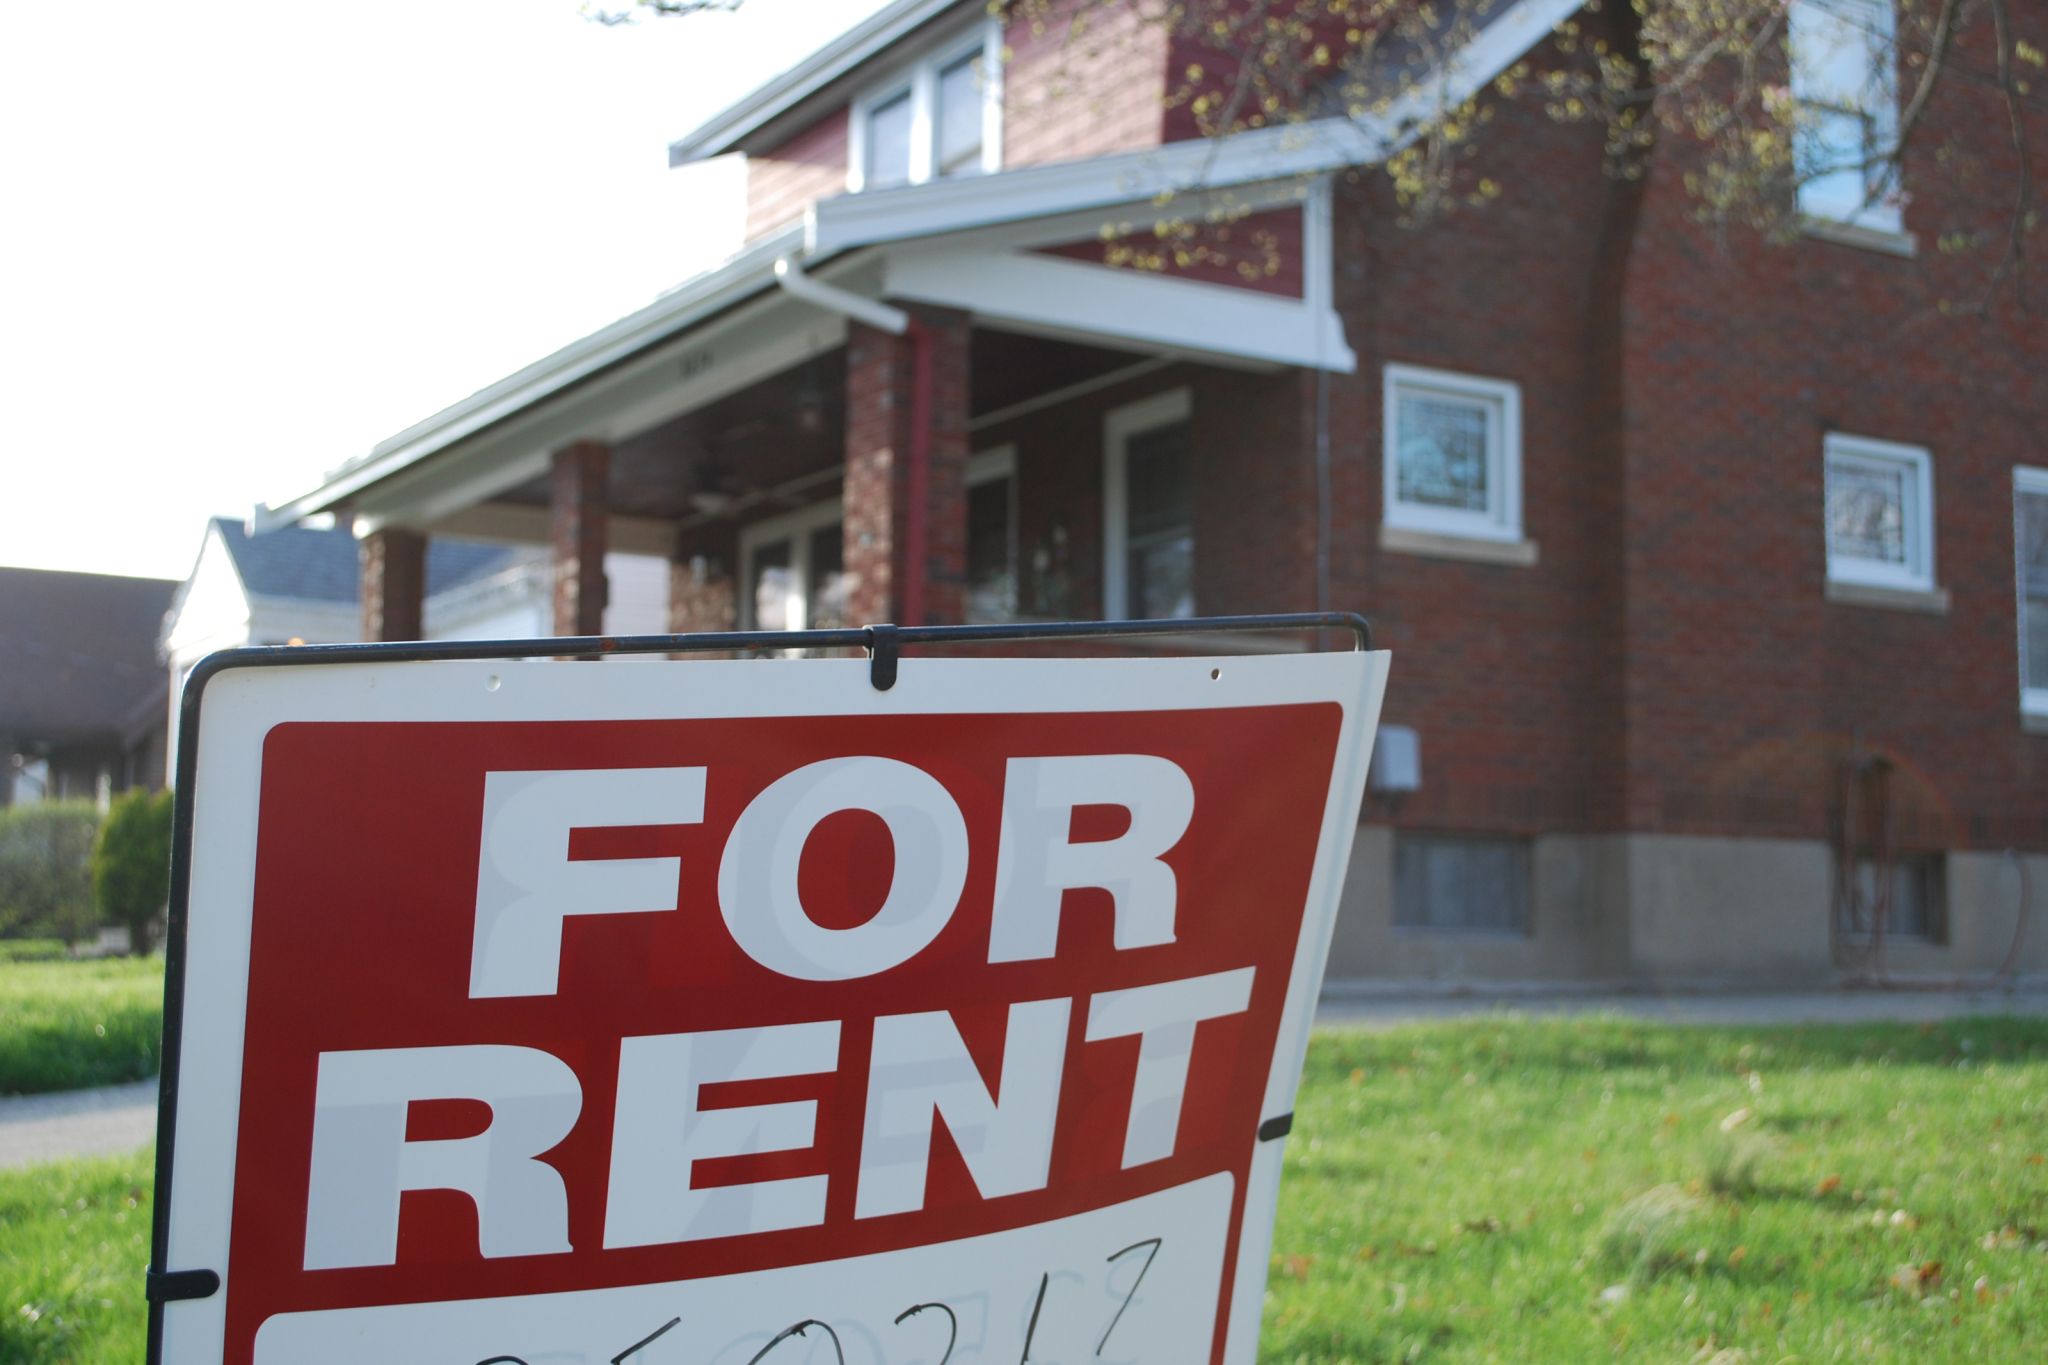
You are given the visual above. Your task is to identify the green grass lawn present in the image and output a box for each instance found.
[0,1148,151,1365]
[0,957,164,1095]
[2,1015,2043,1362]
[1266,1015,2048,1362]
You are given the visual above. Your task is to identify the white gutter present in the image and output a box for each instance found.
[772,257,907,334]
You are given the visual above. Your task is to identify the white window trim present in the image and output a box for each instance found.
[1789,0,1905,237]
[2017,465,2048,721]
[966,444,1018,624]
[1382,363,1524,544]
[737,499,843,631]
[848,19,1003,193]
[1102,389,1194,619]
[1823,433,1936,593]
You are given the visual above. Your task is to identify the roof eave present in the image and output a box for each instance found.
[667,0,967,165]
[253,222,807,532]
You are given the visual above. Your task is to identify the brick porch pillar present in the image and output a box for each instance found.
[550,441,610,636]
[842,306,971,625]
[358,528,426,641]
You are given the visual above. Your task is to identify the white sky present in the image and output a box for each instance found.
[0,0,889,582]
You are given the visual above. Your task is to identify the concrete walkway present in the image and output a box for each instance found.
[0,1079,157,1171]
[1316,983,2048,1029]
[3,987,2045,1170]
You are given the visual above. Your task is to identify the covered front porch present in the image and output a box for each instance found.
[257,157,1358,644]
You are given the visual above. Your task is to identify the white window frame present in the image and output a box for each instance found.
[737,499,843,631]
[1102,389,1194,619]
[1789,0,1904,236]
[848,20,1003,193]
[1823,433,1935,593]
[1382,363,1524,543]
[2017,465,2048,720]
[966,445,1018,624]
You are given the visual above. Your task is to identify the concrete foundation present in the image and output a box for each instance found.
[1323,831,2048,988]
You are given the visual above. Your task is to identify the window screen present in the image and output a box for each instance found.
[1124,421,1195,619]
[1395,834,1532,933]
[2019,481,2048,704]
[935,53,985,177]
[864,88,914,190]
[966,473,1015,622]
[1394,390,1493,514]
[806,525,851,631]
[750,539,795,632]
[1839,853,1946,943]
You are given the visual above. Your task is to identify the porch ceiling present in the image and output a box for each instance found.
[491,350,850,525]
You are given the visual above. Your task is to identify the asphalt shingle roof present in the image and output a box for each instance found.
[0,567,177,742]
[210,517,519,603]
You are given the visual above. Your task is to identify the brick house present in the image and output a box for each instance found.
[1,567,176,807]
[256,0,2047,987]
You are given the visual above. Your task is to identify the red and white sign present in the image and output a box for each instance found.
[157,649,1388,1363]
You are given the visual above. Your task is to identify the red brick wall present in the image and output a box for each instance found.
[1606,12,2048,851]
[744,107,850,241]
[1303,16,2048,851]
[1001,0,1170,170]
[964,360,1312,623]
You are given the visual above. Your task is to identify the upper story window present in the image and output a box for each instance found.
[1382,363,1523,543]
[1790,0,1903,234]
[2016,466,2048,719]
[850,23,1002,193]
[1824,433,1935,593]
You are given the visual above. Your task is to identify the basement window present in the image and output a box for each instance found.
[1394,833,1532,935]
[1838,852,1946,943]
[1824,433,1935,593]
[2018,466,2048,720]
[850,22,1002,192]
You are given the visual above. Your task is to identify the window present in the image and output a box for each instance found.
[1103,391,1195,619]
[1838,852,1945,943]
[966,447,1018,623]
[1823,433,1934,592]
[1394,834,1532,934]
[1383,364,1523,542]
[850,23,1001,192]
[2018,467,2048,718]
[739,501,850,632]
[1790,0,1902,233]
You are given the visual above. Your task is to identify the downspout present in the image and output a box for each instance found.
[773,258,931,626]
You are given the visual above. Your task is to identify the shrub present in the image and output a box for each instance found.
[0,801,102,945]
[91,790,173,958]
[0,939,70,963]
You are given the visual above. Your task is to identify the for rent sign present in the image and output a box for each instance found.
[152,648,1387,1363]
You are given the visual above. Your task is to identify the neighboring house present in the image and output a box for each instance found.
[0,566,176,807]
[251,0,2048,987]
[161,518,671,776]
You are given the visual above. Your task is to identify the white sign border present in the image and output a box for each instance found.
[157,648,1389,1363]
